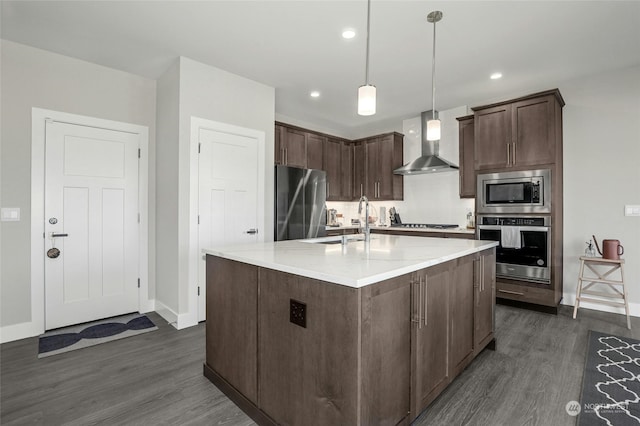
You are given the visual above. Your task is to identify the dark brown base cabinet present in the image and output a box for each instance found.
[371,228,475,240]
[204,249,496,426]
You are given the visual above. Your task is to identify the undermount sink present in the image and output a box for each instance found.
[301,235,370,245]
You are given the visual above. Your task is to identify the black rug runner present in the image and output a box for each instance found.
[578,330,640,425]
[38,313,157,358]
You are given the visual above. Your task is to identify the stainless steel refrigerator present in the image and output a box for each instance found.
[275,165,327,241]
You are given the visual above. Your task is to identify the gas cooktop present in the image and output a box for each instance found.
[391,223,459,229]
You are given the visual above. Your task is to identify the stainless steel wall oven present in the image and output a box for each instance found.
[478,216,551,284]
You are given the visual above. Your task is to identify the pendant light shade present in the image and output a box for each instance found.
[426,11,442,141]
[426,118,441,141]
[357,0,375,116]
[358,84,376,116]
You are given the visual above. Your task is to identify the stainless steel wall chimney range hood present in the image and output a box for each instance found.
[393,111,459,175]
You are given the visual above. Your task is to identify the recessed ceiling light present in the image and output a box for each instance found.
[310,91,320,98]
[342,29,356,39]
[490,72,503,80]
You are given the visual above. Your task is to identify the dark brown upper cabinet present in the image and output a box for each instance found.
[276,123,403,202]
[472,89,564,171]
[357,132,404,201]
[473,104,512,171]
[324,137,352,201]
[306,133,324,170]
[456,115,475,198]
[352,141,366,200]
[275,122,324,169]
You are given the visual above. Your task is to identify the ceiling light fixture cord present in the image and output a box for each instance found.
[365,0,371,84]
[358,0,376,116]
[425,11,442,140]
[431,13,437,120]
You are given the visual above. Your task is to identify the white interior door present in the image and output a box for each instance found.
[44,121,139,330]
[198,127,259,321]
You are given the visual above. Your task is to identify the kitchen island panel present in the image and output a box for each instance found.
[206,257,258,404]
[204,241,497,425]
[258,268,360,426]
[360,273,412,425]
[449,254,475,377]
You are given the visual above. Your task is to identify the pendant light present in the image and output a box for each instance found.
[358,0,376,116]
[426,11,442,141]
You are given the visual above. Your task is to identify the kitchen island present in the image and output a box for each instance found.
[203,235,498,426]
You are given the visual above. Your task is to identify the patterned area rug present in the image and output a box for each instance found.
[38,313,157,358]
[578,331,640,425]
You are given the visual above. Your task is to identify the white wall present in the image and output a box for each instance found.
[155,60,181,317]
[399,106,475,225]
[560,64,640,312]
[154,57,275,326]
[0,40,157,333]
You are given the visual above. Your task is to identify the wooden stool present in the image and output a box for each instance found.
[573,256,629,329]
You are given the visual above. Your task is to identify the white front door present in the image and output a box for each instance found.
[198,127,259,321]
[44,121,139,330]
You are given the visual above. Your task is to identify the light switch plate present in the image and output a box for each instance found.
[625,205,640,217]
[1,207,21,221]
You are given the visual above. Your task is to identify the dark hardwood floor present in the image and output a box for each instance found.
[2,306,638,425]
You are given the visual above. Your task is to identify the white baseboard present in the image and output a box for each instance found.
[562,292,640,317]
[154,300,179,329]
[139,297,155,315]
[175,313,198,330]
[144,299,198,330]
[0,320,42,344]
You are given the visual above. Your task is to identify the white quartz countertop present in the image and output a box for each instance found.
[203,234,497,288]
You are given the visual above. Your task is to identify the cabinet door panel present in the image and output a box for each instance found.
[474,105,511,170]
[458,117,475,198]
[324,138,341,200]
[306,133,324,170]
[377,135,396,200]
[206,257,258,404]
[275,124,284,165]
[411,265,450,419]
[512,96,555,167]
[283,128,307,168]
[450,255,474,376]
[340,141,353,200]
[353,142,365,200]
[365,139,379,199]
[475,250,496,351]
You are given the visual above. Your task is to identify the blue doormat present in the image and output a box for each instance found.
[38,313,157,358]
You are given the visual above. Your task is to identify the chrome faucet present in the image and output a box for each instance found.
[358,195,370,243]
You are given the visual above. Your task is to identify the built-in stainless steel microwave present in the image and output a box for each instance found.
[477,169,551,214]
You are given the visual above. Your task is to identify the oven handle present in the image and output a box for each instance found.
[478,225,549,232]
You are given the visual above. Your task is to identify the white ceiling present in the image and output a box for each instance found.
[2,1,640,137]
